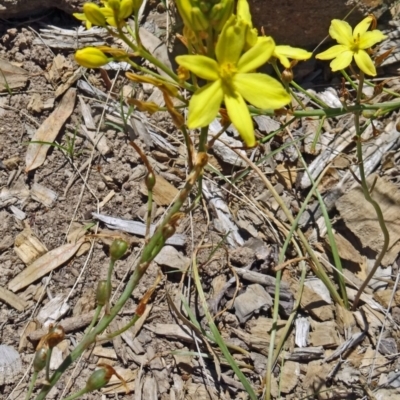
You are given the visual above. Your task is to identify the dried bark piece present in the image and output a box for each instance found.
[25,87,76,172]
[324,232,363,264]
[280,361,300,394]
[309,321,340,348]
[0,286,28,311]
[300,280,334,322]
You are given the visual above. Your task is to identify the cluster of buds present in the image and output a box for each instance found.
[176,0,234,32]
[74,0,143,29]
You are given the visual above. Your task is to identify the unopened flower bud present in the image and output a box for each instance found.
[107,0,121,12]
[132,0,144,13]
[75,47,110,69]
[110,239,128,261]
[281,68,293,84]
[83,3,107,26]
[119,0,134,19]
[33,347,49,372]
[96,280,110,306]
[190,7,209,31]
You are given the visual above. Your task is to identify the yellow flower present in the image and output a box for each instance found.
[75,47,111,68]
[316,16,387,76]
[273,45,312,68]
[176,16,291,147]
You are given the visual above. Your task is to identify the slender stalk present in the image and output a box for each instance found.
[45,348,53,382]
[34,153,208,400]
[145,189,153,242]
[351,72,390,310]
[62,387,89,400]
[86,305,102,333]
[265,164,335,399]
[25,371,38,400]
[106,314,140,339]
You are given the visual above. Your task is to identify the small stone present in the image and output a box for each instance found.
[234,284,273,323]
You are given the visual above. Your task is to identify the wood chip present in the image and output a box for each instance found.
[309,321,340,348]
[150,323,198,342]
[8,238,86,292]
[374,289,400,308]
[280,361,300,393]
[30,182,58,207]
[0,285,28,311]
[14,226,48,265]
[93,346,118,359]
[324,232,363,264]
[25,87,76,172]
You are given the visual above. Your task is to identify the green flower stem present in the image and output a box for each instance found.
[86,305,103,333]
[34,154,208,400]
[265,164,335,400]
[351,72,390,310]
[106,314,140,339]
[180,125,194,170]
[45,348,53,382]
[62,387,90,400]
[341,69,358,92]
[134,10,141,49]
[25,370,38,400]
[106,259,115,313]
[364,77,400,98]
[145,188,153,242]
[198,126,209,153]
[249,99,400,118]
[295,144,349,309]
[290,80,330,109]
[230,148,344,306]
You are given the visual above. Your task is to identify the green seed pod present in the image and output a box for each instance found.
[162,224,176,240]
[145,172,156,191]
[96,280,110,306]
[85,366,114,391]
[33,347,48,372]
[110,239,129,261]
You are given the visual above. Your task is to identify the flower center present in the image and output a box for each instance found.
[351,34,361,52]
[219,62,237,82]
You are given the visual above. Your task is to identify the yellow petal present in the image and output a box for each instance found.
[315,44,349,60]
[353,16,373,38]
[275,45,312,62]
[354,50,377,76]
[237,36,275,73]
[187,80,224,128]
[329,19,353,46]
[233,73,291,109]
[175,55,219,81]
[236,0,252,26]
[358,30,387,49]
[329,50,353,71]
[224,92,256,147]
[216,15,246,65]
